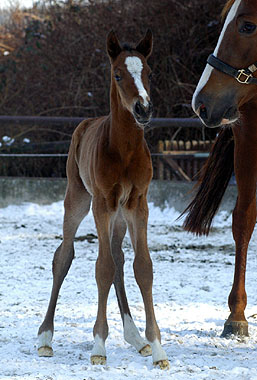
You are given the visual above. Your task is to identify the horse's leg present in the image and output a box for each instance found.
[111,209,152,357]
[90,196,116,365]
[38,177,91,356]
[222,128,257,337]
[123,195,169,370]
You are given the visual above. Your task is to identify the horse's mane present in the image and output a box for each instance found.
[221,0,236,20]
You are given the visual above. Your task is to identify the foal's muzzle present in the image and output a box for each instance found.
[133,100,153,125]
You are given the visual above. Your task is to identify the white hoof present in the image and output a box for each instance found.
[38,330,53,357]
[154,359,170,370]
[90,355,106,365]
[139,344,152,357]
[38,346,53,357]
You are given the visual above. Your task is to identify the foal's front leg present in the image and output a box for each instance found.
[111,210,151,357]
[123,195,169,369]
[90,196,116,365]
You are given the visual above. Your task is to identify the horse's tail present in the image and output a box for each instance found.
[181,126,234,236]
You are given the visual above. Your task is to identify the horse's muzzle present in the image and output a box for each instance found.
[194,94,239,128]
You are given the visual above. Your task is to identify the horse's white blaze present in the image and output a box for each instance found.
[38,330,53,348]
[150,339,168,363]
[125,56,149,107]
[123,313,148,352]
[192,0,241,113]
[214,0,241,56]
[191,65,213,112]
[91,334,106,357]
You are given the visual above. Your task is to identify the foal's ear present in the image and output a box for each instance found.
[106,30,122,61]
[135,29,153,59]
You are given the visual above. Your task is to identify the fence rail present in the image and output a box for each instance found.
[0,116,211,180]
[0,115,204,130]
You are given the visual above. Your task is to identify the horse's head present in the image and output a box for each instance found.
[107,29,153,127]
[192,0,257,128]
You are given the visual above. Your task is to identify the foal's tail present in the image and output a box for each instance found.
[181,126,234,236]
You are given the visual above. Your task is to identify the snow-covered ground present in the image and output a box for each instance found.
[1,199,257,379]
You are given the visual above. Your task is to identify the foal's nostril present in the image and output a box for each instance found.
[135,101,142,116]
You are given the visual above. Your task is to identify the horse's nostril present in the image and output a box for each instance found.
[199,104,208,121]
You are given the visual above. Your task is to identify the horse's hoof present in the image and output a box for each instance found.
[221,320,249,338]
[154,359,170,370]
[90,355,106,365]
[139,344,152,357]
[38,346,53,357]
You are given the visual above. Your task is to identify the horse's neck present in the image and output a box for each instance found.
[240,100,257,137]
[108,85,144,156]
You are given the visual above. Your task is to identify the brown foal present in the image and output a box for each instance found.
[37,30,169,369]
[183,0,257,337]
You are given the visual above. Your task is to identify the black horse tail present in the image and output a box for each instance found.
[181,126,234,236]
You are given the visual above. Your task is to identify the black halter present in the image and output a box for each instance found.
[207,54,257,85]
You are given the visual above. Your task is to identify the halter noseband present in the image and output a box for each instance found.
[207,54,257,85]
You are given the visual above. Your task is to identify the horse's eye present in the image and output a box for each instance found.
[239,22,256,34]
[148,73,153,81]
[114,74,122,81]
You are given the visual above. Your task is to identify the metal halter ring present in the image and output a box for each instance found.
[236,69,253,84]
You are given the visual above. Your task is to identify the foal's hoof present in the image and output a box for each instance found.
[139,344,152,357]
[221,320,249,338]
[38,346,53,357]
[90,355,106,365]
[154,359,170,370]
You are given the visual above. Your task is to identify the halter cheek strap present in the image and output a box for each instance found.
[207,54,257,85]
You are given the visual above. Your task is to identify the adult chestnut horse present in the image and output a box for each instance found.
[183,0,257,337]
[37,30,169,369]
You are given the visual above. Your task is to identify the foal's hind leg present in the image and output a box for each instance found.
[111,210,151,357]
[38,178,91,356]
[123,195,169,369]
[222,127,257,337]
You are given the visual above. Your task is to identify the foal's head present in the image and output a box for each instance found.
[192,0,257,127]
[107,30,153,127]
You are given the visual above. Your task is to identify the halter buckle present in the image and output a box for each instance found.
[236,69,252,84]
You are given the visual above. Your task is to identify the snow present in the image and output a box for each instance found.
[1,198,257,379]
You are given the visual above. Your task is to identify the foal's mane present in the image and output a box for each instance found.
[122,42,137,54]
[221,0,236,20]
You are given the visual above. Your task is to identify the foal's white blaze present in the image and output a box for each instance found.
[192,0,241,113]
[125,56,149,107]
[123,313,148,352]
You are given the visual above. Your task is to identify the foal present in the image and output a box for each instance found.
[37,30,169,369]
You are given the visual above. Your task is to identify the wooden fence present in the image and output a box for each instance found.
[0,116,215,181]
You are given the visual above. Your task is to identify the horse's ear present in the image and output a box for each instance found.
[135,29,153,59]
[106,30,122,61]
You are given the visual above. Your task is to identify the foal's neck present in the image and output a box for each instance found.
[109,81,144,156]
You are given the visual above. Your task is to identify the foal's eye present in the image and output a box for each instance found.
[114,74,122,81]
[239,21,256,34]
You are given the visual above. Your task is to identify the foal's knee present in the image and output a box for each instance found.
[95,256,115,288]
[52,243,75,280]
[133,255,153,290]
